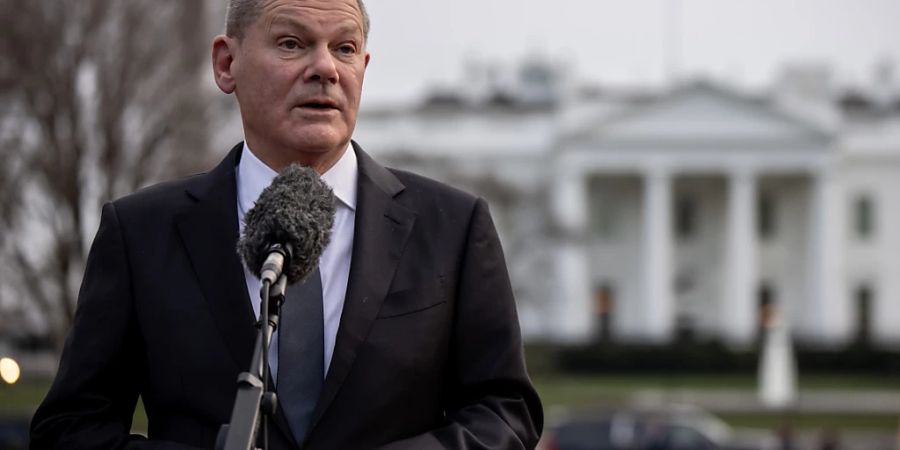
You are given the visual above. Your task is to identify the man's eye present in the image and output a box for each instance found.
[337,45,356,55]
[279,39,301,50]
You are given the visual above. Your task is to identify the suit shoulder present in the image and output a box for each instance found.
[110,171,209,219]
[388,168,479,211]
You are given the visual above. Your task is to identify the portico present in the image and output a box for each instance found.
[550,83,849,347]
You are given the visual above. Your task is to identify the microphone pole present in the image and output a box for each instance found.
[216,247,290,450]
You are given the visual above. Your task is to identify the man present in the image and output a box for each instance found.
[30,0,543,449]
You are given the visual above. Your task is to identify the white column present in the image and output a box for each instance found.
[551,172,593,343]
[875,173,900,344]
[642,168,674,342]
[552,174,589,233]
[806,171,850,345]
[723,169,758,346]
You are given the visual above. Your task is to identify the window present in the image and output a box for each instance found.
[757,283,777,339]
[855,284,873,345]
[666,425,715,450]
[675,195,697,240]
[758,193,776,240]
[855,195,875,239]
[591,204,616,238]
[589,189,617,238]
[593,283,615,341]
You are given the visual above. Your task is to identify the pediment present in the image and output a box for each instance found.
[568,82,832,150]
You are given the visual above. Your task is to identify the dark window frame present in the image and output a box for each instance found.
[675,194,698,240]
[854,194,875,240]
[758,192,776,240]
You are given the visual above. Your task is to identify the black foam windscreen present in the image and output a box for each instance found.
[237,164,335,284]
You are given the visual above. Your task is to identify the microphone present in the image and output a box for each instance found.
[222,164,334,450]
[237,163,336,286]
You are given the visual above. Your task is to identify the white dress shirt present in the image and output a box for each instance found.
[236,142,357,382]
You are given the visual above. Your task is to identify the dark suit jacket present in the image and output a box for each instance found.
[30,143,543,450]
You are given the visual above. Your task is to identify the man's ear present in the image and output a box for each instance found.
[212,35,238,94]
[364,52,371,68]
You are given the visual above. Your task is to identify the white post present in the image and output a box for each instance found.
[552,172,593,343]
[758,314,798,409]
[723,169,758,346]
[642,168,674,342]
[806,170,849,345]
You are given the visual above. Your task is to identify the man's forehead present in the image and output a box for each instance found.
[268,14,362,35]
[260,0,363,22]
[258,0,365,36]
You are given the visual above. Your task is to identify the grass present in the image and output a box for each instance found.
[0,380,49,415]
[531,373,900,431]
[0,379,147,433]
[5,373,900,433]
[533,373,900,409]
[718,412,900,431]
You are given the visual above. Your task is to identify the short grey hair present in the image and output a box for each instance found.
[226,0,370,41]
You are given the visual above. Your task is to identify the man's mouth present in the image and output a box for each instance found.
[297,99,339,110]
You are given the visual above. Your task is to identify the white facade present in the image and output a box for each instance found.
[355,79,900,349]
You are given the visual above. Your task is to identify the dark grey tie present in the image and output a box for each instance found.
[277,267,324,445]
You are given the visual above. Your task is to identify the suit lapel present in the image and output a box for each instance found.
[181,142,416,439]
[311,143,416,427]
[175,144,256,370]
[176,145,300,446]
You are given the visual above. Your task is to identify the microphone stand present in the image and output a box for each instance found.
[216,274,287,450]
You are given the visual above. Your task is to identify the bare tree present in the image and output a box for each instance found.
[0,0,217,350]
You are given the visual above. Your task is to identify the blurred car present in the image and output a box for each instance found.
[539,404,761,450]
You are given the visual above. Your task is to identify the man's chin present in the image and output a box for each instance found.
[288,123,347,144]
[286,130,349,155]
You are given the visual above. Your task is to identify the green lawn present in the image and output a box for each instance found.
[5,373,900,433]
[0,379,148,433]
[533,373,900,409]
[532,373,900,431]
[0,380,49,415]
[717,412,900,431]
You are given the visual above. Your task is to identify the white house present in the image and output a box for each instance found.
[355,66,900,349]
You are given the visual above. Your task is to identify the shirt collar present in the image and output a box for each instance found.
[320,142,358,211]
[237,142,358,226]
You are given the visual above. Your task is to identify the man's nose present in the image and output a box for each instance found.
[304,45,339,85]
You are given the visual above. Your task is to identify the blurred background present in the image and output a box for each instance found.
[2,1,900,449]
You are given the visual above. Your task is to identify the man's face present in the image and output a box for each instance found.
[223,0,369,164]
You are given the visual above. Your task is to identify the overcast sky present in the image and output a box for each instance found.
[359,0,900,105]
